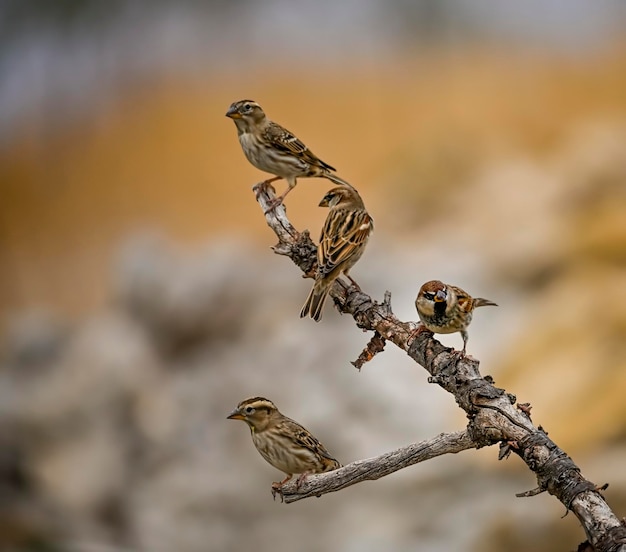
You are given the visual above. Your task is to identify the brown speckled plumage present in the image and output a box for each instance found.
[226,99,351,209]
[300,186,373,321]
[415,280,497,355]
[227,397,341,497]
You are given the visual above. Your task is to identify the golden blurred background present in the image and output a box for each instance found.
[1,2,626,551]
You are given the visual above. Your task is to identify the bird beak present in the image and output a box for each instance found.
[435,290,447,302]
[225,105,241,119]
[318,197,329,207]
[227,409,244,420]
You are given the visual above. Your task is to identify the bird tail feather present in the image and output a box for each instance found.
[324,172,355,191]
[475,298,498,308]
[300,282,329,322]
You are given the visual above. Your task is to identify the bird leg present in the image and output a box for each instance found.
[271,474,293,502]
[409,323,433,344]
[253,176,282,199]
[295,472,312,489]
[263,180,297,213]
[344,274,361,291]
[459,332,471,359]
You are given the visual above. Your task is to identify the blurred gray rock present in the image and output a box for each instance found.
[1,310,69,373]
[114,235,265,355]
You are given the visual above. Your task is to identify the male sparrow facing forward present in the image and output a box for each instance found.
[227,397,341,498]
[415,280,497,355]
[300,185,374,322]
[225,99,351,210]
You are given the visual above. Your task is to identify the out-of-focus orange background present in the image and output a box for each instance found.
[1,2,625,551]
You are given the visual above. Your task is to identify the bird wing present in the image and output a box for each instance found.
[318,208,373,280]
[280,417,337,462]
[451,284,498,311]
[265,122,336,171]
[455,289,474,312]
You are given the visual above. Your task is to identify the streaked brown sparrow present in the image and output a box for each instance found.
[225,99,351,209]
[300,185,374,321]
[415,280,497,354]
[227,397,341,498]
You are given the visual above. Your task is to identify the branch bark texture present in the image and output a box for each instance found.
[281,430,476,503]
[255,186,626,551]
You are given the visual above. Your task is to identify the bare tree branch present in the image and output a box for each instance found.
[255,184,626,551]
[280,430,476,503]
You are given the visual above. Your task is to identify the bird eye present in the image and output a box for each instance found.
[244,104,252,111]
[423,292,435,300]
[245,406,254,414]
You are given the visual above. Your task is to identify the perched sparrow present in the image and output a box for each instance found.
[225,99,351,209]
[227,397,341,498]
[300,185,374,322]
[415,280,497,354]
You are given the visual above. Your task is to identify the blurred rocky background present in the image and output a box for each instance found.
[1,1,626,551]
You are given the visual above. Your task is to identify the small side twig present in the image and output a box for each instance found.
[516,487,546,498]
[351,331,386,370]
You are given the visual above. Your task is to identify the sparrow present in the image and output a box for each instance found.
[225,99,351,210]
[415,280,497,354]
[300,185,374,321]
[227,397,341,498]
